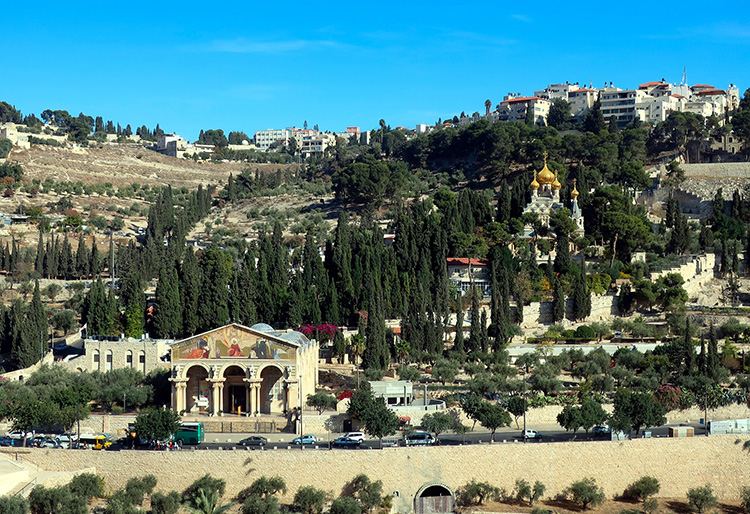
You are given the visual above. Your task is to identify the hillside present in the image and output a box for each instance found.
[8,143,293,189]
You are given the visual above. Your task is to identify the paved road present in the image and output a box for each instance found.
[187,422,707,451]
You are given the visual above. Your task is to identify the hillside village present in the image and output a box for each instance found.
[2,77,750,514]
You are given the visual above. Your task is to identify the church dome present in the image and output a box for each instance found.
[537,154,555,185]
[571,178,580,198]
[551,171,562,190]
[530,170,540,190]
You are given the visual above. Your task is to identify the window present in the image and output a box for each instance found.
[106,350,113,371]
[139,352,146,373]
[93,350,100,371]
[126,351,133,368]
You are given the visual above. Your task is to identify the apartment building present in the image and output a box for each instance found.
[497,95,551,125]
[254,128,291,150]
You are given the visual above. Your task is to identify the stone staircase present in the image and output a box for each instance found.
[0,450,95,497]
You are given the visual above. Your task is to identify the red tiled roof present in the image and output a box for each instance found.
[671,94,685,98]
[447,257,489,266]
[692,84,714,89]
[502,96,545,104]
[696,89,726,96]
[639,81,662,89]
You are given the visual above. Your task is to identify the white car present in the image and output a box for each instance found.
[345,432,366,442]
[522,429,543,440]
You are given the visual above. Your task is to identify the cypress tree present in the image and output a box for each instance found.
[554,233,570,273]
[180,249,200,336]
[82,278,107,335]
[496,182,512,223]
[35,231,44,274]
[90,238,101,277]
[479,310,489,353]
[552,276,565,323]
[467,287,481,354]
[684,317,696,374]
[707,323,720,381]
[121,270,145,338]
[28,281,47,347]
[75,234,90,279]
[153,266,181,339]
[572,261,591,321]
[198,247,231,332]
[9,301,36,369]
[454,293,465,354]
[698,335,706,374]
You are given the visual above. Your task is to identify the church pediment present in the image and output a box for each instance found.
[172,323,302,361]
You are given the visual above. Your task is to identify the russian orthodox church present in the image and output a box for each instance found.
[522,154,584,237]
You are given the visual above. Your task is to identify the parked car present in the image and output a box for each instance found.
[592,424,611,435]
[522,429,543,440]
[55,435,74,449]
[344,432,366,442]
[332,437,362,448]
[403,432,435,446]
[0,436,12,446]
[238,436,267,448]
[292,435,318,445]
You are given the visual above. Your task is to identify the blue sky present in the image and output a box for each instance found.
[2,2,749,141]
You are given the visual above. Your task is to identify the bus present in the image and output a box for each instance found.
[173,422,205,445]
[78,434,113,450]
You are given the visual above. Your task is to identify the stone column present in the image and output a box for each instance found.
[244,379,262,416]
[170,378,188,412]
[208,379,225,417]
[284,379,299,413]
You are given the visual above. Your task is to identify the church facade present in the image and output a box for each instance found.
[169,323,318,417]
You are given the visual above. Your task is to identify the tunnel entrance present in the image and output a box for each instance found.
[414,483,454,514]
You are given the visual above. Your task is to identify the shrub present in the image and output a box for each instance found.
[513,479,545,507]
[0,495,29,514]
[457,480,499,506]
[643,498,659,514]
[29,485,84,514]
[345,474,383,512]
[150,491,181,514]
[574,325,597,339]
[397,365,421,382]
[183,474,226,504]
[687,485,717,514]
[293,486,328,514]
[242,494,280,514]
[569,478,605,510]
[67,472,104,501]
[122,475,157,506]
[364,368,384,381]
[624,476,660,502]
[329,497,361,514]
[741,486,750,514]
[238,476,287,501]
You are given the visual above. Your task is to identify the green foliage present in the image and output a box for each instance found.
[457,480,499,506]
[347,386,399,443]
[420,411,456,440]
[740,485,750,514]
[431,359,459,384]
[150,491,181,514]
[0,495,29,514]
[185,487,234,514]
[329,497,361,514]
[0,137,12,158]
[241,476,287,499]
[515,479,546,506]
[610,389,666,436]
[569,477,605,510]
[397,365,421,382]
[183,476,227,505]
[306,392,338,415]
[623,476,660,502]
[293,486,328,514]
[345,474,383,512]
[686,484,717,514]
[332,157,407,207]
[28,485,87,514]
[241,495,280,514]
[67,472,104,502]
[476,402,511,441]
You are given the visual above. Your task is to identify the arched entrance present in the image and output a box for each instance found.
[223,365,247,415]
[259,366,284,414]
[185,365,210,414]
[414,483,454,514]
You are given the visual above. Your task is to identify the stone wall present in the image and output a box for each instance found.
[20,437,750,513]
[650,254,716,296]
[520,295,618,330]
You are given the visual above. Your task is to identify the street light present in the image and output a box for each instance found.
[123,393,126,412]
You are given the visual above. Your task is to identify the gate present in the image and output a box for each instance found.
[414,483,454,514]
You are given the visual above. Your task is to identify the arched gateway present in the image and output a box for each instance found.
[170,323,318,416]
[414,482,455,514]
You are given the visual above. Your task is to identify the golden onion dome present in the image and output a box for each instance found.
[552,170,562,190]
[537,153,555,185]
[571,178,580,198]
[530,170,540,190]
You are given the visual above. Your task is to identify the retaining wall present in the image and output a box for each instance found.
[20,436,750,513]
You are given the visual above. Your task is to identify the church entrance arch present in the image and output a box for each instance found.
[414,483,454,514]
[259,365,284,414]
[223,365,247,415]
[185,364,210,414]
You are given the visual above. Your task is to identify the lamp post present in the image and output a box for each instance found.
[123,393,126,412]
